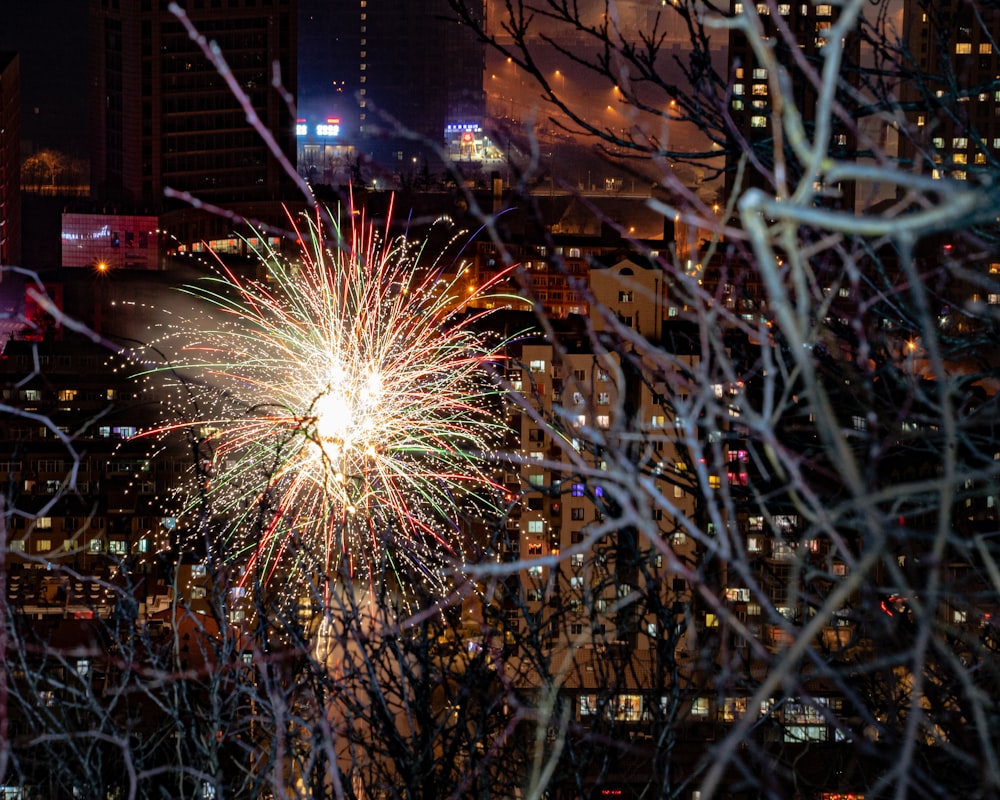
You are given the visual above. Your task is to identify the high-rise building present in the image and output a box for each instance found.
[295,0,359,183]
[88,0,298,208]
[360,0,484,145]
[725,1,856,209]
[899,1,1000,185]
[0,51,21,267]
[297,0,486,170]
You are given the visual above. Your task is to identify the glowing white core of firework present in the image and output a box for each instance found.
[311,365,383,456]
[313,390,353,446]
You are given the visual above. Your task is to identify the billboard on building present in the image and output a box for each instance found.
[61,214,160,270]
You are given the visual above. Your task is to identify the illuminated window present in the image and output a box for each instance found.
[579,695,599,716]
[980,43,993,54]
[529,359,546,373]
[752,83,768,95]
[751,115,767,128]
[719,697,747,722]
[778,3,790,12]
[36,539,52,553]
[614,694,643,721]
[955,43,972,54]
[773,541,794,560]
[953,137,968,149]
[783,700,829,742]
[816,3,832,14]
[753,67,767,79]
[690,697,709,716]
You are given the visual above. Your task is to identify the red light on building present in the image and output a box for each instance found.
[462,131,474,142]
[326,117,341,125]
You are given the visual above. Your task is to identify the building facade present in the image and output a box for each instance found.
[899,0,1000,186]
[296,0,488,179]
[88,0,298,208]
[725,0,857,209]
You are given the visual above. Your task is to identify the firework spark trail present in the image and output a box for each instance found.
[141,201,515,592]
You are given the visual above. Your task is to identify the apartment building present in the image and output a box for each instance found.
[88,0,298,207]
[0,336,191,615]
[725,0,858,208]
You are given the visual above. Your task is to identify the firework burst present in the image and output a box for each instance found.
[144,201,511,590]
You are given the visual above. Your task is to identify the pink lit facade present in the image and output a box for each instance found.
[61,213,159,270]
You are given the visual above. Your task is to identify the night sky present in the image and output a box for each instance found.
[0,0,90,157]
